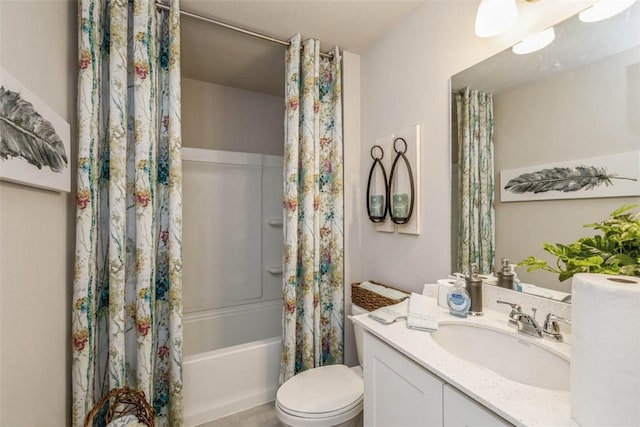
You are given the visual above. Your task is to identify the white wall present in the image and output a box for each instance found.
[342,51,362,367]
[494,46,640,291]
[182,78,284,155]
[0,0,76,425]
[358,0,597,293]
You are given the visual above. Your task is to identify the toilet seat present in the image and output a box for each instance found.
[277,394,362,419]
[276,365,364,426]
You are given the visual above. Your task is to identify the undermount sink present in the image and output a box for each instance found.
[430,323,570,391]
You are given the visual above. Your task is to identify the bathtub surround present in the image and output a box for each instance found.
[72,0,183,425]
[181,148,284,355]
[281,35,344,383]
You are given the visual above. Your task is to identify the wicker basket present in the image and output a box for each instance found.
[84,386,155,427]
[351,281,409,311]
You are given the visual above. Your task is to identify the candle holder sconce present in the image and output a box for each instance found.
[366,145,388,223]
[388,137,415,224]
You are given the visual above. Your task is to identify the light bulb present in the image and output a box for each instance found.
[475,0,519,37]
[579,0,637,23]
[512,27,555,54]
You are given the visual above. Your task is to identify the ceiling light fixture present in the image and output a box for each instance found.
[579,0,637,23]
[512,26,555,54]
[475,0,519,38]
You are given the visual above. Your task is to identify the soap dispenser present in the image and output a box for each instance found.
[496,258,514,289]
[447,273,471,318]
[466,263,483,316]
[510,264,522,292]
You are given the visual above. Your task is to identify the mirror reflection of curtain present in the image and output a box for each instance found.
[456,87,495,274]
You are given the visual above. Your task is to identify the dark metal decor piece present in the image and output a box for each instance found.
[366,145,388,222]
[388,137,415,224]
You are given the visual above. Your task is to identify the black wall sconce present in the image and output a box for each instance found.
[388,137,414,224]
[366,145,388,222]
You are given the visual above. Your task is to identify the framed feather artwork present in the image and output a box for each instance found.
[0,68,70,192]
[500,151,640,202]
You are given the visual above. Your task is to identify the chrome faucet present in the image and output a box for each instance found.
[543,313,571,342]
[496,300,543,338]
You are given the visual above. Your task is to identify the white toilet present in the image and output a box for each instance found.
[275,304,368,427]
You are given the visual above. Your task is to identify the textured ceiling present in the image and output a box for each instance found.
[180,0,425,96]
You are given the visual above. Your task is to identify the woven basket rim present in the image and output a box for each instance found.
[351,280,408,294]
[351,280,409,311]
[84,386,155,427]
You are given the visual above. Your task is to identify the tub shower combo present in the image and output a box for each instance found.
[181,147,284,426]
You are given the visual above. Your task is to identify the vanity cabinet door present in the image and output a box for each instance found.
[364,332,444,427]
[443,385,512,427]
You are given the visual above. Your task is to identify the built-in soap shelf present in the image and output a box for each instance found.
[267,266,283,275]
[267,218,283,227]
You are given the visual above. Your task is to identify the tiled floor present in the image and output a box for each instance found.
[197,402,283,427]
[198,402,363,427]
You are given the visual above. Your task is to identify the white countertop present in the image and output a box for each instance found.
[352,306,577,427]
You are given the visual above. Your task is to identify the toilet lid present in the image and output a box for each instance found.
[277,365,364,416]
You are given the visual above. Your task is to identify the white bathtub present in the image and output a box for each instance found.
[183,299,282,355]
[181,291,282,426]
[183,336,282,426]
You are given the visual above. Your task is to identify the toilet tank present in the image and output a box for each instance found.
[351,304,369,367]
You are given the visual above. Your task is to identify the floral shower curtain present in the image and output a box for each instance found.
[280,34,344,384]
[456,87,495,274]
[72,0,182,425]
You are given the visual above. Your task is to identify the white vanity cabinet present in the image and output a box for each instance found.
[443,385,511,427]
[364,332,511,427]
[364,331,444,426]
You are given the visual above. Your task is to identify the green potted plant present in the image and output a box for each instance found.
[519,204,640,281]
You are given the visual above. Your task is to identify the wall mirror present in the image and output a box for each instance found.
[450,2,640,302]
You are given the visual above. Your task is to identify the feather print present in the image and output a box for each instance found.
[0,86,68,172]
[504,166,637,194]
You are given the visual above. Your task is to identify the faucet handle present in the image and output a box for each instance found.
[543,313,571,342]
[549,313,570,322]
[544,313,571,328]
[496,300,522,311]
[496,300,521,327]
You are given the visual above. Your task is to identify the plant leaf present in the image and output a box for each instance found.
[504,166,636,194]
[569,256,604,267]
[519,205,640,281]
[605,253,635,266]
[609,204,637,218]
[542,242,569,258]
[0,86,68,172]
[579,236,615,259]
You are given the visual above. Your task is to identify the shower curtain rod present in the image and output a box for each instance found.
[155,2,333,58]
